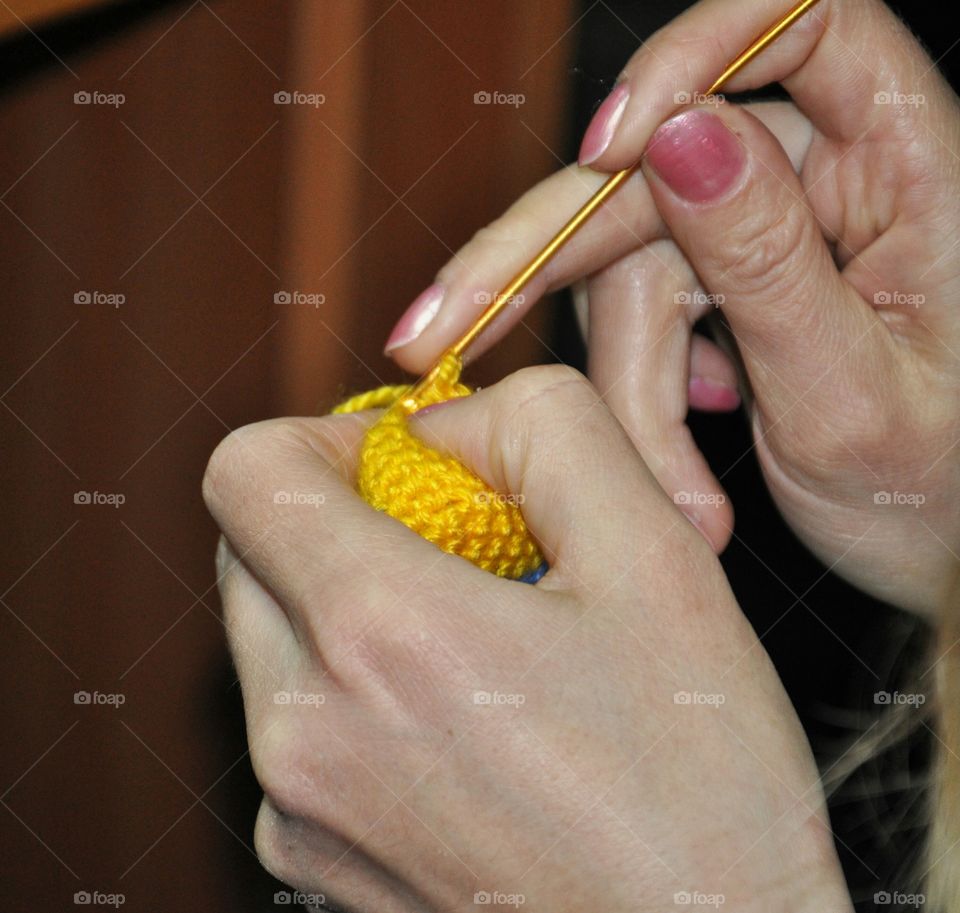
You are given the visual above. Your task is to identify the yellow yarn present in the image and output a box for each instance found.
[333,353,543,579]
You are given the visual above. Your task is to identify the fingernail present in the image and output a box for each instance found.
[645,110,746,203]
[215,536,233,578]
[384,284,444,353]
[688,375,741,411]
[579,82,630,166]
[411,400,450,418]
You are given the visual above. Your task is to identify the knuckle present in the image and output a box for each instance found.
[437,211,537,287]
[253,797,297,883]
[251,717,319,822]
[345,619,467,714]
[202,428,248,513]
[499,363,591,412]
[202,419,314,513]
[469,213,536,249]
[704,202,813,303]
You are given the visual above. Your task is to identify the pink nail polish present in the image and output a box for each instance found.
[688,376,741,411]
[645,110,746,203]
[384,284,444,353]
[579,83,630,166]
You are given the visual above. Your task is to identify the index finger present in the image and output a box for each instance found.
[588,0,950,170]
[389,102,811,375]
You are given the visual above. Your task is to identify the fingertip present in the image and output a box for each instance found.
[688,376,741,412]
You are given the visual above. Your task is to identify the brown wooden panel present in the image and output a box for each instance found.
[1,1,576,910]
[0,0,113,38]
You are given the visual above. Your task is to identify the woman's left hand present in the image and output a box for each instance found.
[203,365,852,913]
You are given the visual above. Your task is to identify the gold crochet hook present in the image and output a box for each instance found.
[399,0,822,413]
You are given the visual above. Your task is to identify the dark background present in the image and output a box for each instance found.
[1,1,954,910]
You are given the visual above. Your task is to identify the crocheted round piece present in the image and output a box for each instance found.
[333,355,544,580]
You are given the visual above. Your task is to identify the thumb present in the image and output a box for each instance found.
[641,104,879,421]
[408,365,701,593]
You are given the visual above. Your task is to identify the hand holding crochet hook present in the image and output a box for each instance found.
[390,0,960,617]
[204,0,960,908]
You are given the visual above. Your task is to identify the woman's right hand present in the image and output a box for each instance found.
[385,0,960,616]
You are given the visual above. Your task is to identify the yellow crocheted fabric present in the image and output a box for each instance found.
[333,354,543,579]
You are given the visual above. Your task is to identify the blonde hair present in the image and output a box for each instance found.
[817,582,960,909]
[926,573,960,911]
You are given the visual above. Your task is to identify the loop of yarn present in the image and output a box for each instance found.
[333,353,544,580]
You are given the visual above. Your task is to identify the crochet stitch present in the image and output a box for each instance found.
[333,354,544,580]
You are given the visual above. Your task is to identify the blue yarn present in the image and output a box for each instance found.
[518,561,548,584]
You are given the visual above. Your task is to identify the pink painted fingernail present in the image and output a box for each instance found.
[579,82,630,166]
[384,284,444,353]
[689,376,741,412]
[645,110,746,203]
